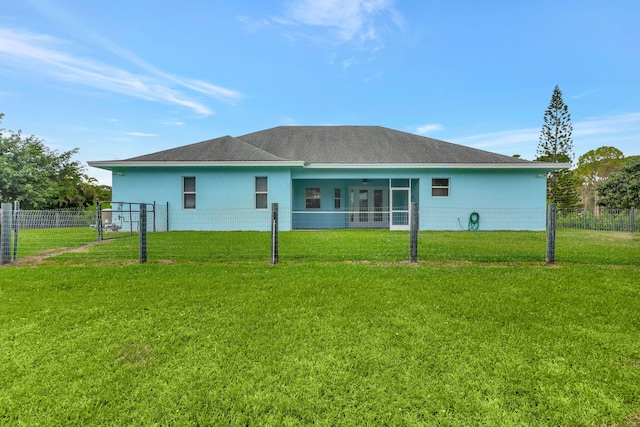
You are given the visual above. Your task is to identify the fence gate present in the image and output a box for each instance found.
[97,201,156,241]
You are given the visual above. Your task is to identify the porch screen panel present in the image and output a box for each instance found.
[392,189,409,226]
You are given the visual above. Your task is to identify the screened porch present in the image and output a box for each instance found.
[291,178,419,230]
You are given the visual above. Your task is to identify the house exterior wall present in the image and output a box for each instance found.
[109,165,549,231]
[419,168,548,230]
[110,166,292,231]
[290,167,548,230]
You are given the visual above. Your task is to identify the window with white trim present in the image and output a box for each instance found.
[306,188,321,209]
[431,178,449,197]
[255,177,268,209]
[183,177,196,209]
[334,188,341,209]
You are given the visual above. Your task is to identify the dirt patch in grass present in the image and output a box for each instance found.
[114,342,152,366]
[601,413,640,427]
[11,241,102,267]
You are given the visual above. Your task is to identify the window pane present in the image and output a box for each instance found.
[184,194,196,209]
[184,177,196,192]
[255,177,267,192]
[374,190,383,221]
[306,188,320,209]
[306,188,320,199]
[359,190,368,222]
[432,188,449,197]
[432,178,449,187]
[256,193,267,209]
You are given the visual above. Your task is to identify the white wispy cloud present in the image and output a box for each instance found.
[414,123,443,135]
[250,0,404,51]
[122,132,158,137]
[0,27,243,115]
[451,113,640,160]
[160,120,185,127]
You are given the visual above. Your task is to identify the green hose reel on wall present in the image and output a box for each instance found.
[468,212,480,231]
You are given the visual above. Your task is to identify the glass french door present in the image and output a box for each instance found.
[349,187,388,228]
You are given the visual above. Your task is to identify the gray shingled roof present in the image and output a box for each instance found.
[122,126,530,164]
[127,135,285,162]
[237,126,528,164]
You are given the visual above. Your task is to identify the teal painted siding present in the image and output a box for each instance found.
[291,168,548,230]
[419,169,548,230]
[111,167,292,231]
[110,166,549,231]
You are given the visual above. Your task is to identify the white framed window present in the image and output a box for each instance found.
[183,177,196,209]
[334,188,342,209]
[306,188,321,209]
[432,178,450,197]
[255,177,268,209]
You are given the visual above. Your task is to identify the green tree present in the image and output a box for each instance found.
[575,146,625,211]
[0,113,102,209]
[598,157,640,209]
[535,85,580,209]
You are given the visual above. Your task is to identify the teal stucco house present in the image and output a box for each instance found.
[89,126,568,231]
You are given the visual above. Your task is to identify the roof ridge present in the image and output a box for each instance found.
[230,136,286,160]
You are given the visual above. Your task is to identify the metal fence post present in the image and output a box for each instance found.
[1,203,13,265]
[546,203,556,264]
[630,208,635,233]
[13,201,20,261]
[410,202,419,263]
[583,209,588,230]
[96,201,103,242]
[271,203,279,264]
[139,203,147,264]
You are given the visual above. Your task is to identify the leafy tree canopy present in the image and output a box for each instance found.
[576,146,625,180]
[575,146,625,210]
[598,157,640,209]
[1,113,109,209]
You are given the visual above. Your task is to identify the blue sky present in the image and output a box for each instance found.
[1,0,639,185]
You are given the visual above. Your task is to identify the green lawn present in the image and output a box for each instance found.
[1,230,639,426]
[12,228,640,265]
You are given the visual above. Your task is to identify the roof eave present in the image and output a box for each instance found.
[88,160,305,170]
[303,162,572,170]
[88,160,570,171]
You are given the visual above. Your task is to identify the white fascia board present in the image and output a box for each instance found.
[304,162,572,170]
[87,160,305,169]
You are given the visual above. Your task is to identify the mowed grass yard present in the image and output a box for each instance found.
[1,230,639,426]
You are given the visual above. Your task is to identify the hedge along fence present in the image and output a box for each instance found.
[557,207,637,232]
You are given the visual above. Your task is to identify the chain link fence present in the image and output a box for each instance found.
[1,203,638,265]
[557,208,637,232]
